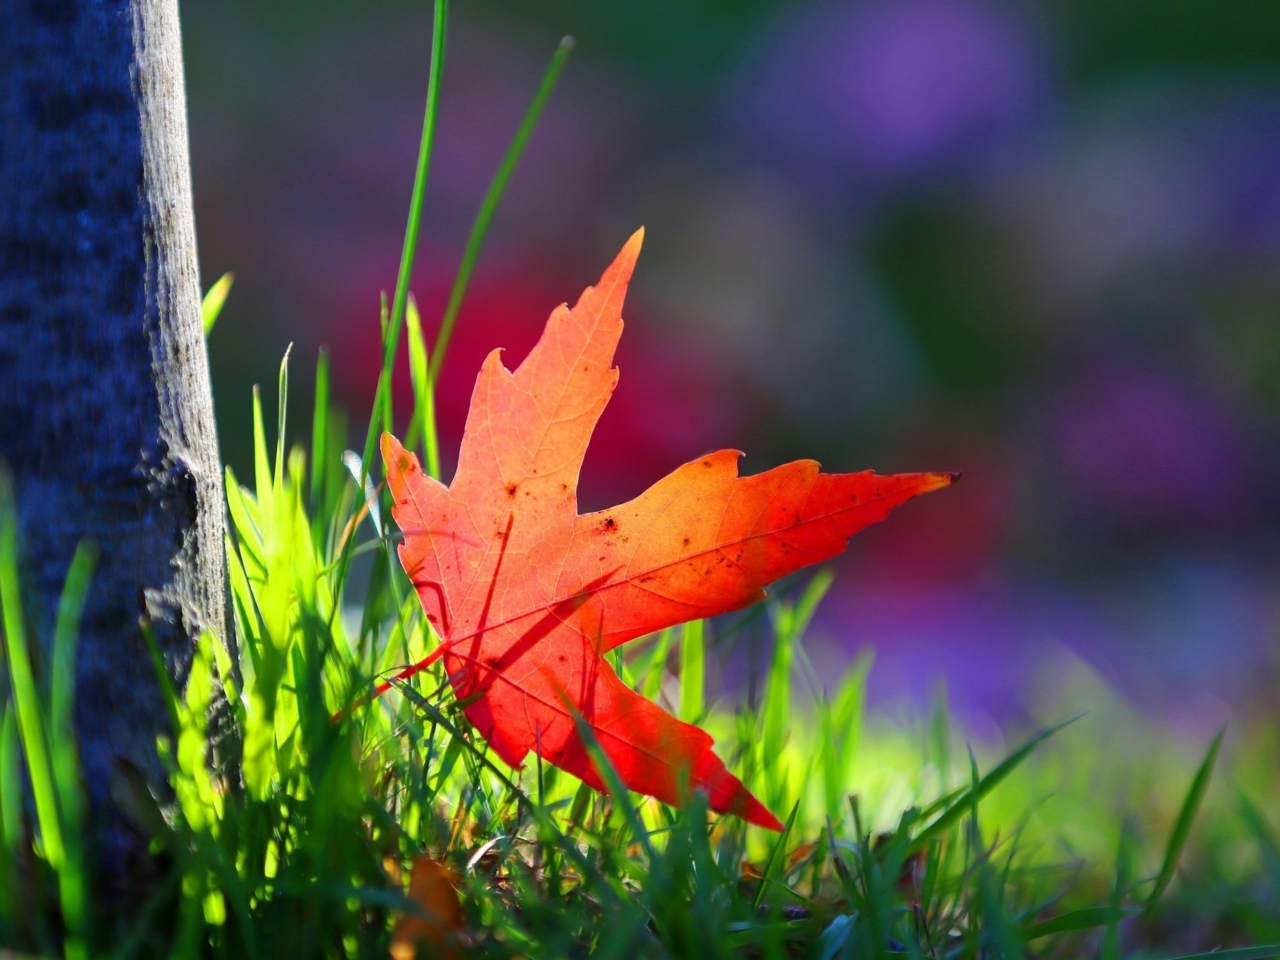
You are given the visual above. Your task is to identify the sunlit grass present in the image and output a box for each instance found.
[2,387,1279,957]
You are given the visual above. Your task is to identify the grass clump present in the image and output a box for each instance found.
[4,423,1280,959]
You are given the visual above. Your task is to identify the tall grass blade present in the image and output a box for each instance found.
[639,627,674,700]
[428,35,574,381]
[201,272,234,335]
[815,914,854,960]
[358,0,447,485]
[252,385,271,517]
[50,542,95,745]
[762,613,795,806]
[310,346,330,512]
[404,293,441,480]
[1023,906,1133,941]
[140,622,182,738]
[1145,727,1224,911]
[50,541,95,960]
[274,344,291,496]
[1101,821,1132,960]
[791,569,833,638]
[343,451,382,538]
[1240,792,1280,889]
[820,650,870,823]
[1161,947,1280,960]
[393,681,616,904]
[679,619,704,722]
[569,707,655,865]
[0,706,20,919]
[751,801,800,911]
[0,482,64,870]
[910,714,1082,850]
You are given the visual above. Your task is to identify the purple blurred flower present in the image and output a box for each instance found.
[1210,96,1280,251]
[1051,363,1248,522]
[994,87,1280,311]
[816,559,1271,720]
[732,0,1045,186]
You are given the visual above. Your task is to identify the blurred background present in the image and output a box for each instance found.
[182,0,1280,731]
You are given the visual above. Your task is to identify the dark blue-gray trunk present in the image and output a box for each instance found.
[0,0,226,871]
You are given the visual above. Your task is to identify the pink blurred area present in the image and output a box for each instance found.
[321,250,747,508]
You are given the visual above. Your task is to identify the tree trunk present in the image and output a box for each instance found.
[0,0,226,861]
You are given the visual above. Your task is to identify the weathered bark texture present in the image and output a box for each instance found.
[0,0,226,853]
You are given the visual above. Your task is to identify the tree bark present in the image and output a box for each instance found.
[0,0,226,860]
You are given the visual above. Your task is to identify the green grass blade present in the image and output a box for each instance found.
[201,271,234,335]
[252,385,271,512]
[357,0,447,485]
[1146,727,1224,911]
[0,707,18,849]
[569,707,655,865]
[762,593,801,806]
[639,627,674,700]
[404,293,441,480]
[0,705,21,916]
[679,619,704,722]
[1023,906,1132,941]
[1239,792,1280,888]
[792,569,833,639]
[394,681,618,904]
[333,2,447,628]
[1102,821,1132,960]
[311,346,330,512]
[386,0,446,385]
[751,800,800,910]
[428,35,574,381]
[274,344,291,497]
[568,779,592,827]
[0,485,64,869]
[1160,947,1280,960]
[918,784,968,822]
[821,652,871,822]
[911,714,1082,850]
[343,451,382,538]
[224,474,264,568]
[140,621,182,738]
[51,541,96,744]
[49,541,96,959]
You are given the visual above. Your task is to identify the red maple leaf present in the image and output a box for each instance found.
[381,230,955,829]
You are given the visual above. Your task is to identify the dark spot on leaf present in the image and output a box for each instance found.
[507,483,518,497]
[603,517,616,531]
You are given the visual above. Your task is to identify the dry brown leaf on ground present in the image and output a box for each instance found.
[389,856,466,960]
